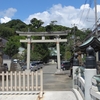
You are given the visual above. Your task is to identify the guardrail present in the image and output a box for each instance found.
[72,46,100,100]
[73,66,100,100]
[74,66,85,99]
[90,75,100,100]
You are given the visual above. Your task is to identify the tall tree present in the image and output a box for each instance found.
[30,18,44,29]
[4,36,21,57]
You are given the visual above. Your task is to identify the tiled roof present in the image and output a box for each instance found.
[79,36,100,52]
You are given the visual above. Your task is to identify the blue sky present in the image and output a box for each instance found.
[0,0,100,29]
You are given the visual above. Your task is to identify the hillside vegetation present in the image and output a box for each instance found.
[0,18,91,62]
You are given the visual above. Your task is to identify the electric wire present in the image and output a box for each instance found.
[79,0,94,29]
[71,0,98,31]
[81,0,94,29]
[78,0,88,25]
[89,0,100,35]
[85,0,93,22]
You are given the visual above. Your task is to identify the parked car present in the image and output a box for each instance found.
[57,61,71,70]
[61,61,71,70]
[21,64,27,71]
[30,62,38,71]
[21,60,44,71]
[31,61,44,69]
[36,61,44,69]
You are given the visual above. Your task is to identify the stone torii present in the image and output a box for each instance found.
[16,31,70,73]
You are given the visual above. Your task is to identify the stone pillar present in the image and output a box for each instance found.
[85,46,96,100]
[55,36,62,74]
[56,39,60,71]
[27,35,31,70]
[85,69,96,100]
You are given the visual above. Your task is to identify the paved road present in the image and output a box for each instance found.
[43,91,77,100]
[43,63,73,91]
[0,63,77,100]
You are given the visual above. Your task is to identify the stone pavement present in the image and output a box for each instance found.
[0,94,38,100]
[43,64,73,91]
[0,91,77,100]
[43,91,77,100]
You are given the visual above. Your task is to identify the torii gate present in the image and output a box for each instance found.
[16,31,70,73]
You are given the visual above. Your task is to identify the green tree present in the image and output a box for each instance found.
[0,18,90,61]
[0,25,14,39]
[31,43,50,63]
[5,19,27,31]
[45,25,53,32]
[30,18,44,29]
[4,36,21,57]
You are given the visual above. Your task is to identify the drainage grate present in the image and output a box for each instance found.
[0,92,40,95]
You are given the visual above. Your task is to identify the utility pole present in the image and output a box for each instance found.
[94,0,99,61]
[94,0,98,36]
[71,24,76,53]
[74,24,76,53]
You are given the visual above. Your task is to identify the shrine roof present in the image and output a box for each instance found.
[79,36,100,52]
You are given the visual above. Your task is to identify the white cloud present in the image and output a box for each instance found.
[0,4,100,29]
[24,4,100,29]
[80,4,90,10]
[0,16,11,23]
[0,8,17,23]
[0,8,17,17]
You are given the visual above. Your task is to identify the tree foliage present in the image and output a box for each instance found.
[31,43,50,63]
[30,18,44,29]
[5,19,27,31]
[0,25,14,39]
[0,18,90,61]
[4,36,21,57]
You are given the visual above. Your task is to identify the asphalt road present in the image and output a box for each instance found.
[43,63,73,91]
[0,63,73,91]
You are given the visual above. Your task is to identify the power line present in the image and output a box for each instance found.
[78,0,96,29]
[78,0,88,25]
[84,0,93,22]
[90,18,100,31]
[72,0,97,30]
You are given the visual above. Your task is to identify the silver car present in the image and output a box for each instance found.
[30,62,38,71]
[21,62,38,71]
